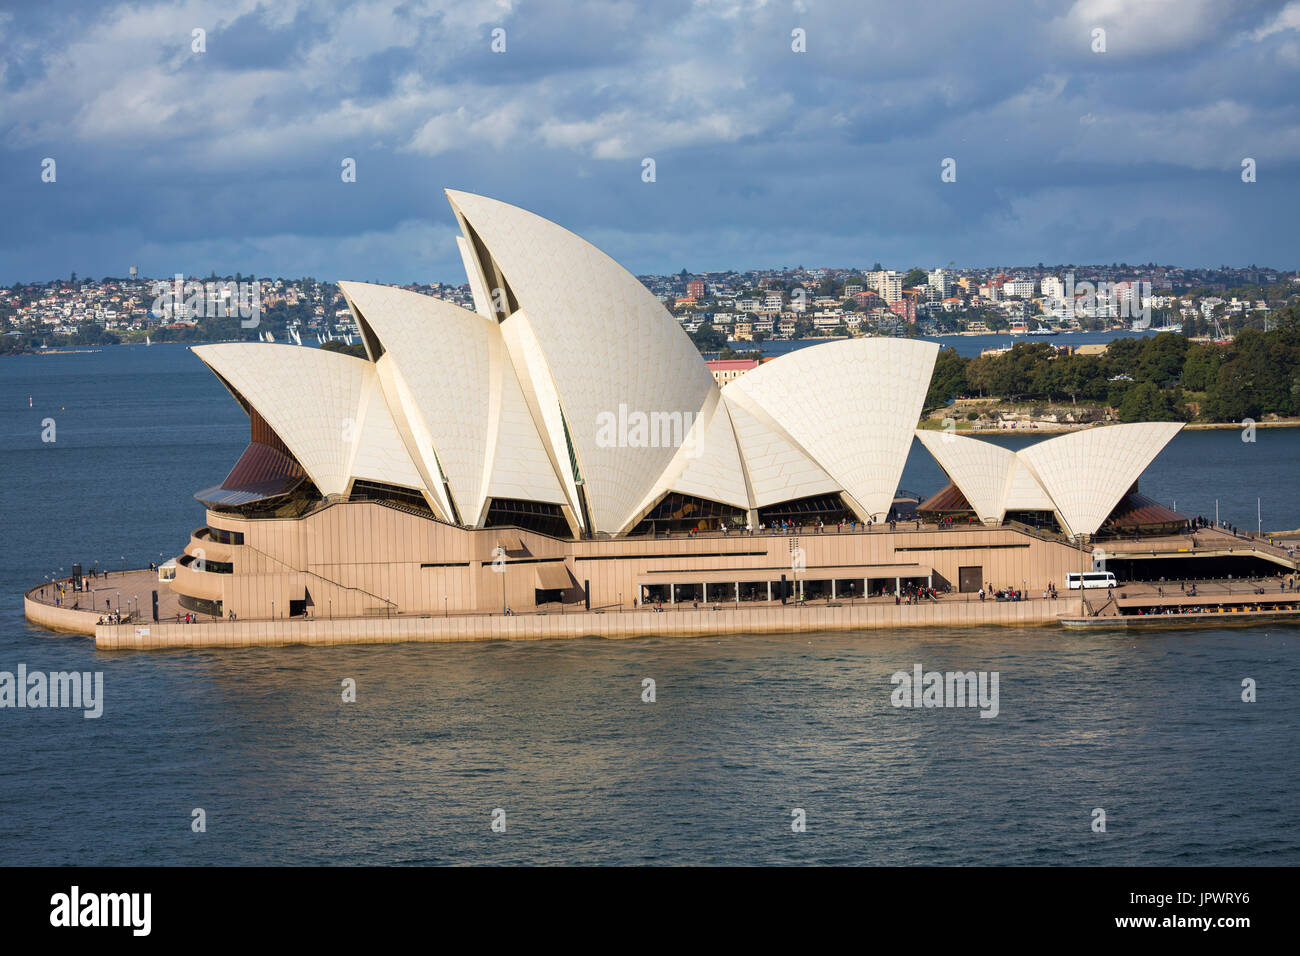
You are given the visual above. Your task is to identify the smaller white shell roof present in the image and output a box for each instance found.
[915,423,1182,535]
[339,281,500,521]
[1018,421,1184,536]
[727,338,940,520]
[193,342,420,499]
[914,430,1015,523]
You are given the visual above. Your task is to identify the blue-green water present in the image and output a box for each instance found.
[1,344,1297,865]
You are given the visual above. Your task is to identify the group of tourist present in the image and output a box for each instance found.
[979,585,1035,602]
[933,515,977,529]
[894,585,940,605]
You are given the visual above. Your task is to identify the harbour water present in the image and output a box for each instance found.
[2,344,1297,865]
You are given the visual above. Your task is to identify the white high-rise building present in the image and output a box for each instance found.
[927,269,949,297]
[871,270,902,303]
[1003,278,1035,299]
[1040,276,1064,304]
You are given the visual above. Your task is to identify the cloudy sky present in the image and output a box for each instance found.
[2,0,1299,285]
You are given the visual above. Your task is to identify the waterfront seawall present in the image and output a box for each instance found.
[92,598,1063,650]
[23,590,103,634]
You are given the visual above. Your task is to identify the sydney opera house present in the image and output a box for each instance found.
[166,190,1188,622]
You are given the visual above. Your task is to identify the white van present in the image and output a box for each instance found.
[1067,571,1117,590]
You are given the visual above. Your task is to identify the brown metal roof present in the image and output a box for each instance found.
[1105,492,1185,531]
[917,482,973,514]
[195,441,305,507]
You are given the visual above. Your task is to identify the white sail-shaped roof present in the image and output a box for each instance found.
[483,330,570,510]
[1017,421,1183,537]
[193,343,414,499]
[194,191,1187,547]
[663,396,751,511]
[1003,456,1056,512]
[347,371,427,492]
[724,394,840,508]
[339,281,503,523]
[446,189,717,533]
[500,310,586,529]
[621,393,752,529]
[727,338,939,520]
[914,430,1015,524]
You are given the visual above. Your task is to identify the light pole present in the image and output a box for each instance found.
[444,595,448,618]
[618,590,622,613]
[1079,536,1087,617]
[329,598,332,619]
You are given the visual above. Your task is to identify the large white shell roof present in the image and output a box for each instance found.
[195,191,1179,539]
[445,189,719,532]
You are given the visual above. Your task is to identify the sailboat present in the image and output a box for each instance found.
[291,327,302,346]
[145,334,151,346]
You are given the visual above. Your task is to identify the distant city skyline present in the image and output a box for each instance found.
[3,0,1300,284]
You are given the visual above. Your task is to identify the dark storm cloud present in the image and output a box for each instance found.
[0,0,1298,284]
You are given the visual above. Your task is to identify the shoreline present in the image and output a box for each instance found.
[920,419,1300,435]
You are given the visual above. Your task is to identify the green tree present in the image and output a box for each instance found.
[902,268,927,289]
[1136,332,1187,385]
[1117,382,1185,422]
[1181,342,1222,392]
[925,347,970,410]
[689,321,728,351]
